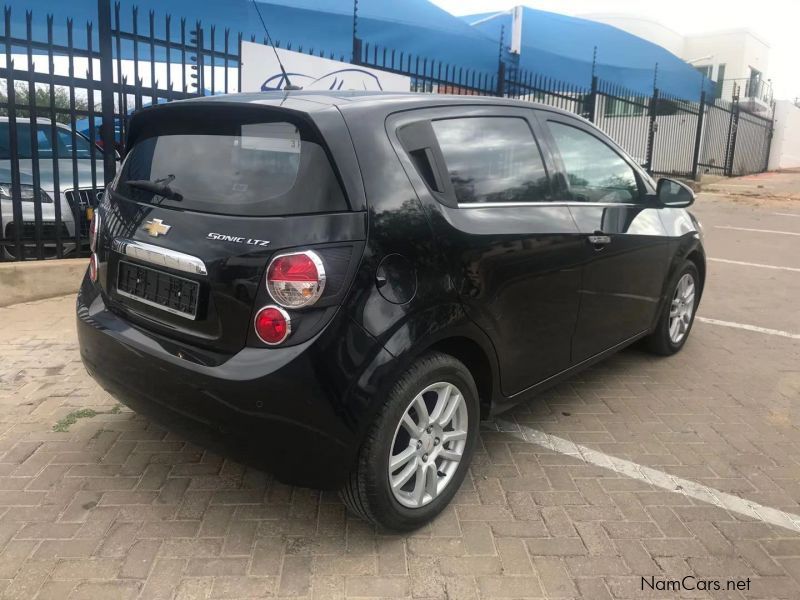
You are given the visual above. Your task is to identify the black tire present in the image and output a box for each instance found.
[340,351,480,531]
[645,260,700,356]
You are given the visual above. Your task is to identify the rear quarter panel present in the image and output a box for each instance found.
[337,102,503,414]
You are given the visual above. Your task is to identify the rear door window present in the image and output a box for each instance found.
[431,117,550,205]
[115,120,347,217]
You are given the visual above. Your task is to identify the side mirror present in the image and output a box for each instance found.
[657,178,695,208]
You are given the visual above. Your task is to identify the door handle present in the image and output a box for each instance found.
[587,234,611,249]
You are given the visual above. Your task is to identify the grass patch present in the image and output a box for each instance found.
[53,409,99,432]
[52,404,125,432]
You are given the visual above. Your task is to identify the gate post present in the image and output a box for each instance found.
[725,84,741,176]
[496,61,506,97]
[644,88,659,173]
[587,75,598,123]
[763,103,776,172]
[351,0,360,64]
[97,0,116,184]
[691,90,706,180]
[189,25,205,95]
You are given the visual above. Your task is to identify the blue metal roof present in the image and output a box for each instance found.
[464,7,714,100]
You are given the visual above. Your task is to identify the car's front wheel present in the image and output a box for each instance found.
[340,352,479,531]
[645,260,700,355]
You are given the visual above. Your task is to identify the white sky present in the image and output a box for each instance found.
[429,0,800,101]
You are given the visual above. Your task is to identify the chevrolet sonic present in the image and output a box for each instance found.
[77,91,705,530]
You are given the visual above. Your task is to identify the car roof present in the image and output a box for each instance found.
[0,117,68,127]
[175,90,583,120]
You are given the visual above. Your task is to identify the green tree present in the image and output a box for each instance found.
[0,83,90,124]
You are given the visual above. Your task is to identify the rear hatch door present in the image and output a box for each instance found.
[97,101,365,354]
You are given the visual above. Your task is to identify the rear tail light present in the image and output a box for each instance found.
[266,250,326,308]
[89,211,100,253]
[254,305,291,345]
[89,253,99,283]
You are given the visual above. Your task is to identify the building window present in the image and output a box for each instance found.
[604,96,646,117]
[747,67,762,97]
[694,65,713,80]
[714,64,726,99]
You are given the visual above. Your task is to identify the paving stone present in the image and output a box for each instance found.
[119,539,161,579]
[477,575,544,598]
[277,555,311,597]
[210,575,272,599]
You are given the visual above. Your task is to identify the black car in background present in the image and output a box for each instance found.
[77,92,705,530]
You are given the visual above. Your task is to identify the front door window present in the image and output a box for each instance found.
[547,121,639,204]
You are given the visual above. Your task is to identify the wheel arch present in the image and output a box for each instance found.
[344,303,502,477]
[652,235,706,331]
[374,302,503,420]
[686,247,706,299]
[426,336,494,419]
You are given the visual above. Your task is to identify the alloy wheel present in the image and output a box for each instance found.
[388,382,468,509]
[669,273,696,344]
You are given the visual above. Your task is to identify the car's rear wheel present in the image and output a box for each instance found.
[340,352,479,531]
[645,260,700,355]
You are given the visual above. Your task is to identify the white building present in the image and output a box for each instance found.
[579,14,772,112]
[768,100,800,170]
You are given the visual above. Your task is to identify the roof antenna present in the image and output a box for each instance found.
[251,0,303,91]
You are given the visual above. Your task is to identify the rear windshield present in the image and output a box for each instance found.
[114,118,347,216]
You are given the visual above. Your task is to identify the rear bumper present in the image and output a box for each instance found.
[76,277,392,489]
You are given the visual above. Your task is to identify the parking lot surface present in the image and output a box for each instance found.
[0,172,798,599]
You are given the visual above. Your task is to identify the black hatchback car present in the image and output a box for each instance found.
[77,91,705,530]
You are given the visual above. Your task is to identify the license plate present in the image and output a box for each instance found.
[117,261,200,319]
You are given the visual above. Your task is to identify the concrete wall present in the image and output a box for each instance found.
[769,100,800,171]
[0,258,86,307]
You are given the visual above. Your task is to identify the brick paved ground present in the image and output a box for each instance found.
[0,185,798,599]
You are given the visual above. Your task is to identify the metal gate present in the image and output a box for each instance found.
[0,2,240,260]
[698,96,737,176]
[731,109,773,175]
[696,86,774,178]
[592,79,651,166]
[649,91,701,178]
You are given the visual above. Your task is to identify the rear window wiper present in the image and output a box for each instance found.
[125,177,184,201]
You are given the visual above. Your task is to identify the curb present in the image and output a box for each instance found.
[0,258,87,307]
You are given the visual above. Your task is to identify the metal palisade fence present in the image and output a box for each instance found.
[0,1,775,261]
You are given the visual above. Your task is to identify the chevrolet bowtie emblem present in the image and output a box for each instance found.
[143,218,171,237]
